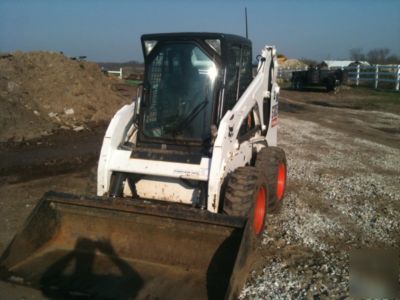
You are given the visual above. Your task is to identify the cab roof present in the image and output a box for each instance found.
[141,32,251,47]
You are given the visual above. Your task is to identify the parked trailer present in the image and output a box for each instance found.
[291,67,347,92]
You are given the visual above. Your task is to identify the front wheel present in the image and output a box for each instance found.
[255,147,287,213]
[223,166,270,235]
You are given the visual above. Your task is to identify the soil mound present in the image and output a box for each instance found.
[279,59,307,69]
[0,51,131,142]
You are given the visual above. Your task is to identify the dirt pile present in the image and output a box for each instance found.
[279,59,307,69]
[0,51,130,142]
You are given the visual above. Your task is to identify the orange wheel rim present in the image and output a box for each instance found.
[277,162,286,201]
[253,186,266,235]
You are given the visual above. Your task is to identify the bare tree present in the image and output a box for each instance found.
[349,48,366,61]
[367,48,390,64]
[349,48,400,64]
[386,54,400,64]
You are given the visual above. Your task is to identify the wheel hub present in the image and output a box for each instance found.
[277,162,286,201]
[253,186,266,235]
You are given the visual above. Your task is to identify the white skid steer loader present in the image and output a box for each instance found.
[0,33,287,299]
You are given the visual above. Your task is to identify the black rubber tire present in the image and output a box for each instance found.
[326,83,334,92]
[109,172,126,197]
[223,166,265,218]
[255,146,287,213]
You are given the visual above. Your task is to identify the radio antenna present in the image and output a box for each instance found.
[245,7,249,38]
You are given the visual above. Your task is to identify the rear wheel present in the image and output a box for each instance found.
[255,147,287,213]
[223,166,269,235]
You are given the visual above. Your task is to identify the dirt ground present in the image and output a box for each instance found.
[0,87,399,298]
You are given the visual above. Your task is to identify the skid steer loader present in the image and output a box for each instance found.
[0,33,287,299]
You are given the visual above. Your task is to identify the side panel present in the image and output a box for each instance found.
[97,103,135,196]
[266,82,279,146]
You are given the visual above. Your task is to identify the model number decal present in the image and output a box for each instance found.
[173,169,200,177]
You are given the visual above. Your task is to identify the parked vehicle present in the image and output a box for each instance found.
[0,32,287,299]
[292,66,347,92]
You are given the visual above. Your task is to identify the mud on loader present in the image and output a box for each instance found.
[0,33,287,299]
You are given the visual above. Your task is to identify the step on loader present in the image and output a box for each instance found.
[0,33,287,299]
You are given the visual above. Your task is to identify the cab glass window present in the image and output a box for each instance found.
[142,43,218,141]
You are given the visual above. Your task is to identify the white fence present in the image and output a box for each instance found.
[107,68,123,79]
[346,65,400,91]
[278,65,400,91]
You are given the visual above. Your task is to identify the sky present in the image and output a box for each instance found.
[1,0,399,62]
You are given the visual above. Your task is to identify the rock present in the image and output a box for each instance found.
[9,275,24,284]
[33,110,40,116]
[7,81,19,92]
[64,108,74,115]
[73,125,85,132]
[276,238,286,248]
[48,112,57,118]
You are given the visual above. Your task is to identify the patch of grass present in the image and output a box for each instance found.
[344,87,399,102]
[281,85,400,114]
[125,79,142,86]
[338,87,400,112]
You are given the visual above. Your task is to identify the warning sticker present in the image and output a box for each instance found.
[271,104,278,127]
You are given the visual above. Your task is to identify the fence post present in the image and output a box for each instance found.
[374,64,379,89]
[396,65,400,91]
[356,64,360,86]
[119,68,123,79]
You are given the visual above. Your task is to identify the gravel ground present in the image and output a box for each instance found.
[1,89,399,299]
[240,115,400,299]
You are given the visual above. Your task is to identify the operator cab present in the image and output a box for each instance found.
[133,33,252,162]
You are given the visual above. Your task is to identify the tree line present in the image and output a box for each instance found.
[350,48,400,64]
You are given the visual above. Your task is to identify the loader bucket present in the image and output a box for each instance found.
[0,191,257,299]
